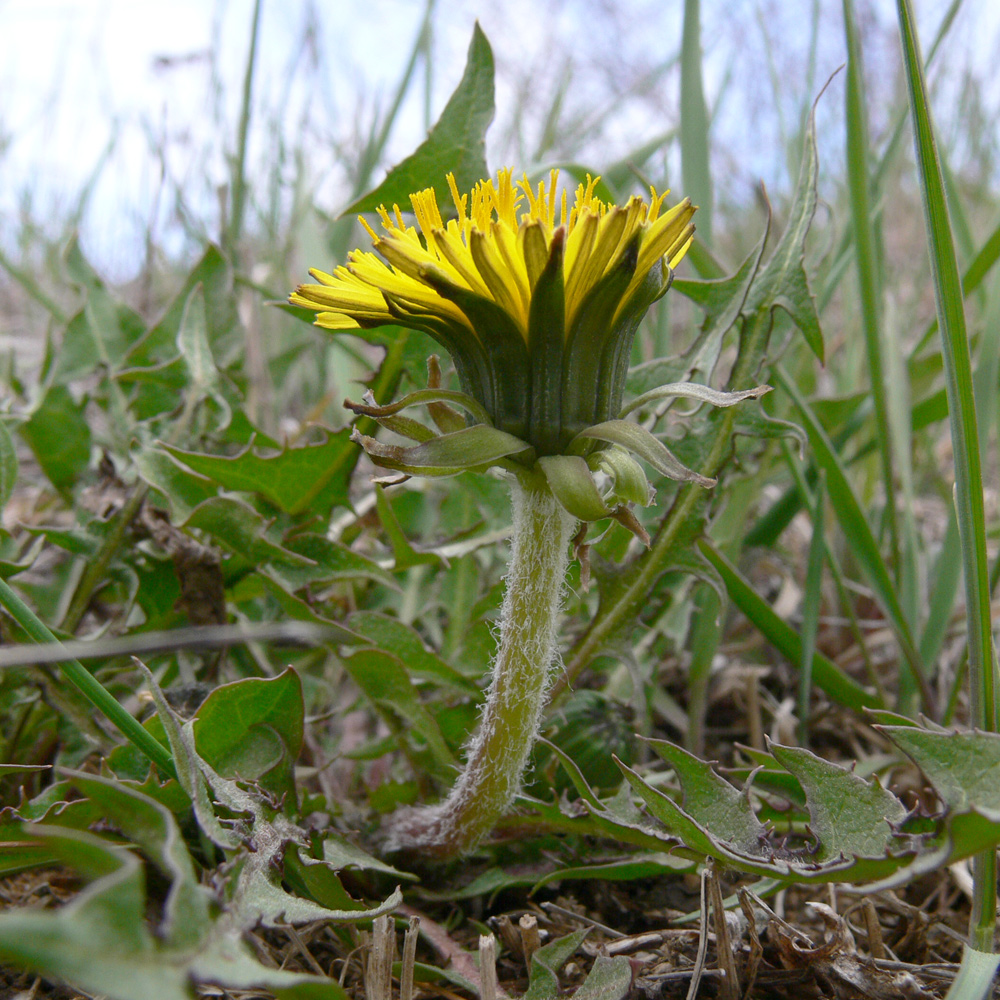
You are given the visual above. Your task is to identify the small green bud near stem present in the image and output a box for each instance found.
[384,473,576,856]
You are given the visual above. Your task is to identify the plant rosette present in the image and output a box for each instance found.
[292,169,767,856]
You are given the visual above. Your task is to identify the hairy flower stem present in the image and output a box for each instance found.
[385,475,576,857]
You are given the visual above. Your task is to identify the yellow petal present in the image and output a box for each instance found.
[314,312,363,330]
[565,205,630,319]
[433,224,493,298]
[469,228,528,333]
[490,219,531,318]
[519,220,552,291]
[563,210,600,322]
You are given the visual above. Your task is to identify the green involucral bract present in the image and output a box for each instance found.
[292,168,766,855]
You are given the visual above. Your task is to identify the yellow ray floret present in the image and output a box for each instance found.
[292,170,695,346]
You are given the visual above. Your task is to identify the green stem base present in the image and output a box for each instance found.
[383,476,575,857]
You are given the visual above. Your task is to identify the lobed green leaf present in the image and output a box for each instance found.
[167,429,357,517]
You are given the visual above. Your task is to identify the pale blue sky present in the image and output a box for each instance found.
[0,0,995,279]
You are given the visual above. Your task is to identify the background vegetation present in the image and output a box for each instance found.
[0,0,999,997]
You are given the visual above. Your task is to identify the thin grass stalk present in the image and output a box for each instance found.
[227,0,262,253]
[59,484,148,634]
[775,366,933,714]
[862,0,963,205]
[685,586,721,756]
[319,0,436,277]
[883,300,921,632]
[843,0,900,579]
[0,245,68,324]
[780,441,888,705]
[896,0,997,951]
[943,486,1000,730]
[798,470,826,746]
[680,0,712,246]
[912,215,1000,356]
[799,0,822,139]
[813,0,964,321]
[895,1,996,723]
[755,8,789,158]
[921,277,1000,673]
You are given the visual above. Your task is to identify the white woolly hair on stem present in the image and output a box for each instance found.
[384,473,577,857]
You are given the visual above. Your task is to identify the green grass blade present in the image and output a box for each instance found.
[896,0,995,731]
[680,0,712,246]
[843,0,899,576]
[780,442,889,703]
[921,271,1000,672]
[896,0,996,950]
[685,585,721,756]
[775,367,932,714]
[0,578,177,781]
[755,8,789,160]
[920,510,961,668]
[699,541,880,712]
[912,214,1000,357]
[884,302,921,632]
[798,470,826,746]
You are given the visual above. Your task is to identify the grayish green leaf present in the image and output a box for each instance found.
[373,484,444,570]
[768,743,906,861]
[646,738,766,853]
[341,648,458,774]
[573,420,715,486]
[19,385,91,494]
[355,424,531,476]
[619,381,770,419]
[348,610,480,695]
[571,955,634,1000]
[881,727,1000,817]
[183,495,313,567]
